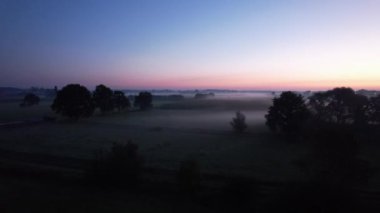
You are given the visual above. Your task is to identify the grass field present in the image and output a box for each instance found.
[0,101,55,123]
[0,96,307,181]
[1,96,380,212]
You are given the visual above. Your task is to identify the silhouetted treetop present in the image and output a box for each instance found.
[134,91,152,110]
[113,90,130,111]
[93,84,114,114]
[309,87,369,125]
[51,84,94,120]
[265,91,310,134]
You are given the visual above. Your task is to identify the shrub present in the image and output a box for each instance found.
[86,141,144,188]
[230,111,248,133]
[20,93,40,107]
[177,159,201,194]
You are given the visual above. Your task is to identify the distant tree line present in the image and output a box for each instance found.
[265,87,380,134]
[51,84,153,120]
[194,92,215,99]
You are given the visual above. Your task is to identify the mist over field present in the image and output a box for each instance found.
[1,87,380,212]
[2,0,380,212]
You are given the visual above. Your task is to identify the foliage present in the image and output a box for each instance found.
[230,111,248,133]
[51,84,94,120]
[308,87,369,125]
[113,90,130,111]
[134,91,153,110]
[93,84,114,113]
[368,94,380,124]
[265,91,310,134]
[194,92,215,99]
[20,93,40,107]
[86,141,144,187]
[178,159,201,194]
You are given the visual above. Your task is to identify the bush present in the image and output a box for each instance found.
[86,141,144,188]
[177,159,201,195]
[20,93,40,107]
[230,111,248,133]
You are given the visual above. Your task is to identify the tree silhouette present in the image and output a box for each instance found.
[230,111,248,133]
[265,91,310,134]
[93,84,114,114]
[20,93,40,107]
[113,90,130,111]
[134,91,152,110]
[308,87,368,125]
[51,84,94,120]
[368,94,380,125]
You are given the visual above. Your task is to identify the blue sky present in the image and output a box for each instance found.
[1,0,379,90]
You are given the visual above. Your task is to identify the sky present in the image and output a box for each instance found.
[0,0,379,90]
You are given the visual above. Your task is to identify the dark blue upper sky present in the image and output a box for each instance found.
[1,0,379,90]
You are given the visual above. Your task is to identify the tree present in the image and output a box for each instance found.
[93,84,114,114]
[134,91,152,110]
[20,93,40,107]
[51,84,94,120]
[308,87,368,125]
[368,94,380,125]
[113,91,130,111]
[230,111,248,133]
[265,91,310,134]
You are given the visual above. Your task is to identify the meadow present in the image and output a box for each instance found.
[0,95,306,180]
[1,95,380,212]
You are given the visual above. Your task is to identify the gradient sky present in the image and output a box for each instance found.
[1,0,379,90]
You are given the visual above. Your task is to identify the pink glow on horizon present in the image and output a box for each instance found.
[104,74,380,91]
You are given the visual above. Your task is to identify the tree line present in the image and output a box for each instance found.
[265,87,373,194]
[265,87,380,134]
[51,84,152,120]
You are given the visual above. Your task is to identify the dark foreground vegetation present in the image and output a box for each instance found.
[1,85,380,212]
